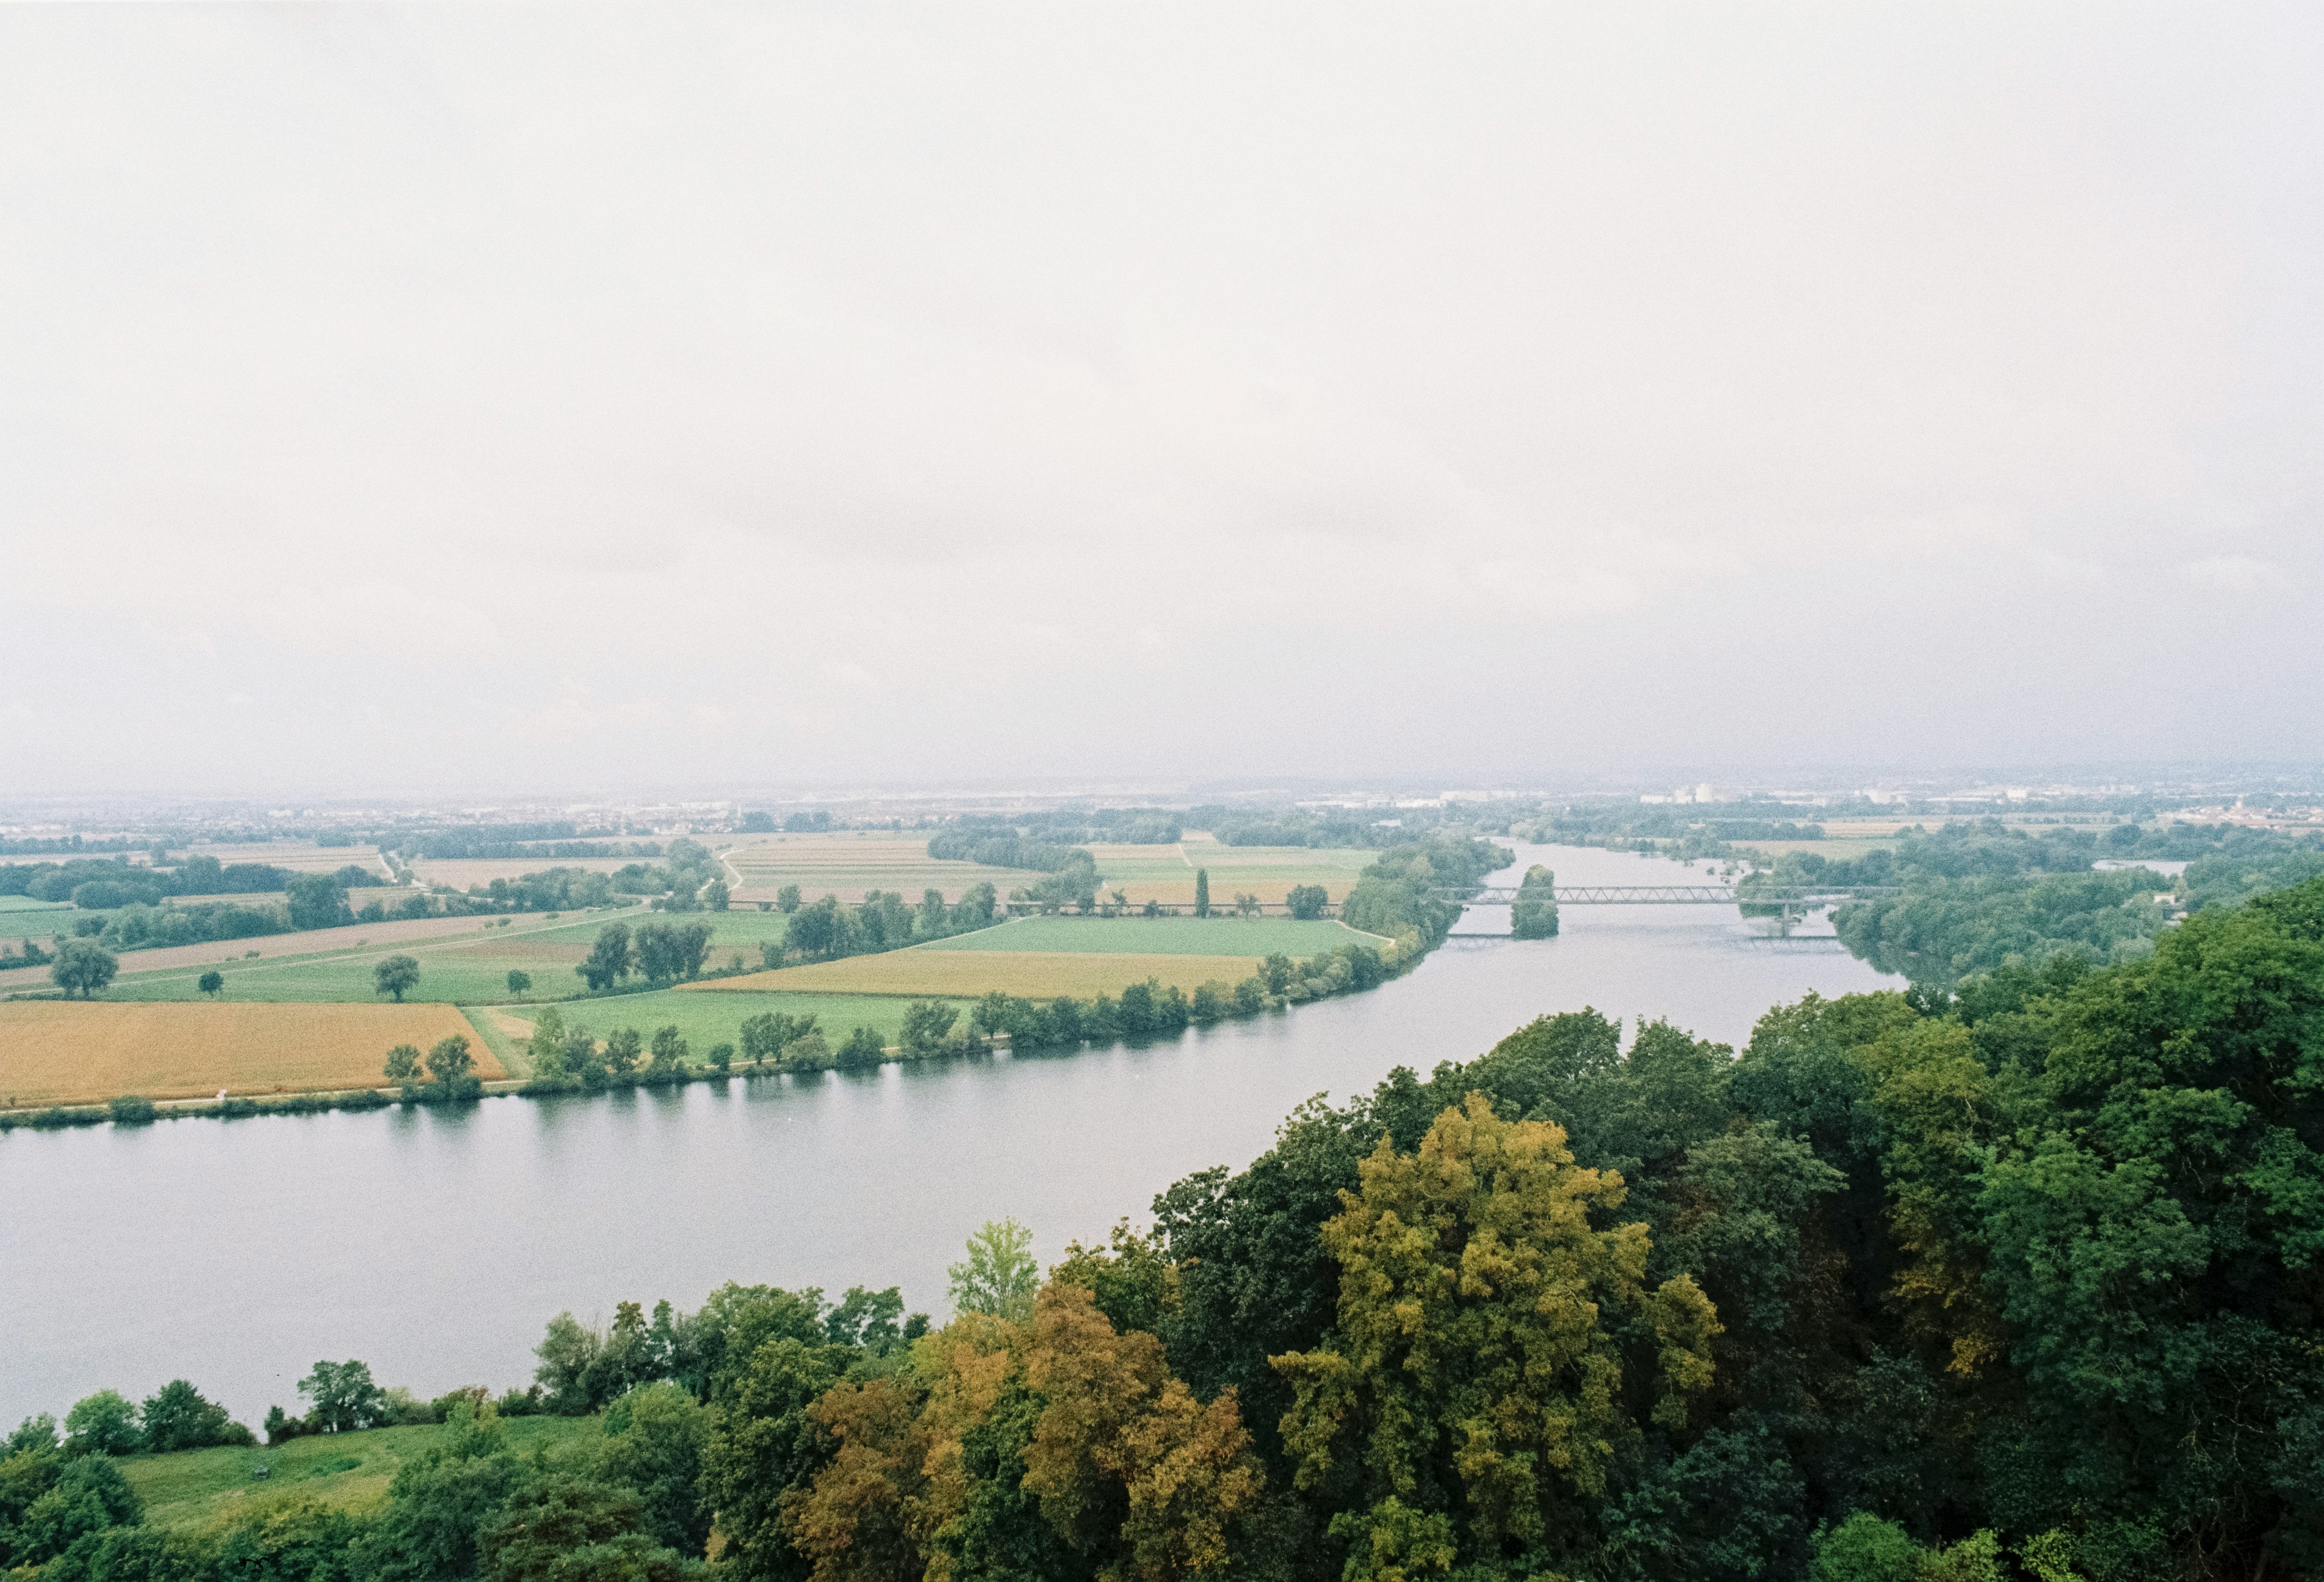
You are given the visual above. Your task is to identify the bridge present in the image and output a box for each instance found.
[1437,884,1900,906]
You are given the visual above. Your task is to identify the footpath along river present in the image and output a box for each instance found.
[0,843,1894,1428]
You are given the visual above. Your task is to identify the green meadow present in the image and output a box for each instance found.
[474,988,978,1066]
[121,1416,599,1530]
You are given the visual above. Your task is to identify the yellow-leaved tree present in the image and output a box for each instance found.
[1273,1093,1720,1579]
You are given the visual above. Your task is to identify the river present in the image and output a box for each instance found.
[0,843,1893,1429]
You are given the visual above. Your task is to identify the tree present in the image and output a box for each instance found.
[426,1033,475,1091]
[140,1380,251,1452]
[776,884,802,914]
[647,1025,688,1074]
[604,1027,643,1076]
[63,1389,143,1456]
[949,1218,1039,1320]
[285,872,354,931]
[1194,867,1211,918]
[50,938,118,999]
[197,969,224,998]
[299,1360,387,1433]
[577,922,633,991]
[506,969,532,996]
[1235,891,1262,917]
[835,1026,885,1070]
[1286,884,1329,920]
[900,999,958,1057]
[384,1043,423,1084]
[700,1337,843,1580]
[1511,863,1560,939]
[1274,1094,1719,1569]
[704,878,731,912]
[373,954,421,1002]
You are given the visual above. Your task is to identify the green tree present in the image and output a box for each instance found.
[900,999,958,1057]
[1510,863,1560,939]
[700,1337,842,1580]
[604,1027,643,1076]
[949,1218,1039,1320]
[835,1026,885,1070]
[506,969,532,996]
[373,954,422,1002]
[384,1043,423,1084]
[1286,884,1329,920]
[50,938,118,999]
[708,1042,734,1073]
[197,969,224,997]
[577,922,633,991]
[298,1360,387,1433]
[776,884,802,914]
[602,1381,712,1557]
[426,1033,475,1091]
[703,877,731,911]
[63,1390,142,1456]
[139,1380,251,1452]
[285,872,354,931]
[1194,867,1211,917]
[647,1025,687,1074]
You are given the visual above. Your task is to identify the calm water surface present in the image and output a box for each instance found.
[0,844,1891,1426]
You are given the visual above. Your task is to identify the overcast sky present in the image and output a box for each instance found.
[3,4,2318,797]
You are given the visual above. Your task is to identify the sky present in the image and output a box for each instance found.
[3,4,2319,798]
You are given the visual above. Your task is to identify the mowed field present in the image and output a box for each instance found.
[0,1001,500,1106]
[0,911,573,996]
[476,989,975,1064]
[693,951,1269,1001]
[919,915,1387,955]
[0,895,74,915]
[723,832,1043,904]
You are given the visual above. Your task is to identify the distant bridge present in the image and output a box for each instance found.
[1436,884,1901,906]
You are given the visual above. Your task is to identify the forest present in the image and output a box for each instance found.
[9,874,2319,1581]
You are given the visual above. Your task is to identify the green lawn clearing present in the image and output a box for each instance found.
[917,915,1386,955]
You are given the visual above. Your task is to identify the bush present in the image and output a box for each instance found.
[107,1094,156,1125]
[835,1026,886,1070]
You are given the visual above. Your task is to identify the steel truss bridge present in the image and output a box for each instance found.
[1436,885,1901,907]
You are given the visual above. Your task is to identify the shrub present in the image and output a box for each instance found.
[107,1095,156,1125]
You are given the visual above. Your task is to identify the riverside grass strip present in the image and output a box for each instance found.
[0,1001,501,1107]
[916,915,1388,955]
[679,950,1268,1002]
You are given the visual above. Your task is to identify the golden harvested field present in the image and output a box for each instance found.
[683,950,1267,1001]
[723,833,1042,903]
[0,912,555,994]
[0,1002,502,1107]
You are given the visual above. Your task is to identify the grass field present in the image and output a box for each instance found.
[0,895,74,915]
[691,950,1268,1001]
[0,911,577,997]
[0,1001,498,1107]
[91,906,818,1006]
[124,1416,598,1530]
[492,988,975,1052]
[918,915,1386,955]
[722,832,1043,904]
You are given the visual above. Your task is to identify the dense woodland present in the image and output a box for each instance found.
[12,873,2318,1580]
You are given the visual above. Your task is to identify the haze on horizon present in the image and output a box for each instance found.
[3,4,2319,800]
